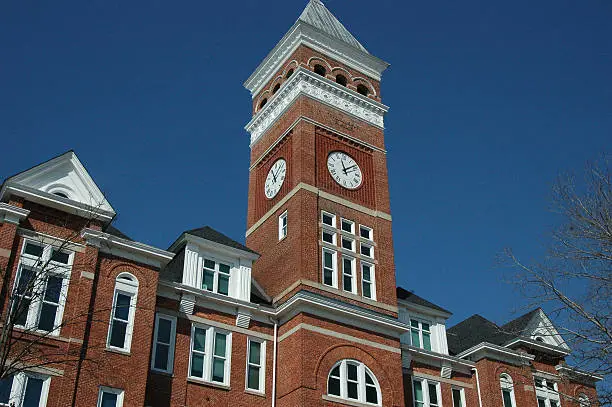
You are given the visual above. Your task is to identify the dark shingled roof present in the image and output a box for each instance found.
[446,309,542,355]
[104,224,132,241]
[396,287,451,314]
[182,226,258,255]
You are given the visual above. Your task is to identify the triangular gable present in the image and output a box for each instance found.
[524,309,570,350]
[1,151,116,222]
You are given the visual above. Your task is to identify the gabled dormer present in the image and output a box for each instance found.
[0,150,116,223]
[501,308,570,357]
[165,226,260,303]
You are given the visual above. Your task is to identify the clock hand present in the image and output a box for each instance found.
[344,165,357,172]
[340,160,348,175]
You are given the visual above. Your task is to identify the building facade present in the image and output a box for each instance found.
[0,1,601,407]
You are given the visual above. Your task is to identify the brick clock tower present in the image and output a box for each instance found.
[244,1,407,406]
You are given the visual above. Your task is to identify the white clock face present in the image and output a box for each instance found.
[264,158,287,199]
[327,151,363,190]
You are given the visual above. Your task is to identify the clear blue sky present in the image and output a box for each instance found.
[1,0,610,327]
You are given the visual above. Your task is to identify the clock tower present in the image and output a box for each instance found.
[244,1,407,406]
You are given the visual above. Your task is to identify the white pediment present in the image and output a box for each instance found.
[1,151,115,221]
[527,309,570,350]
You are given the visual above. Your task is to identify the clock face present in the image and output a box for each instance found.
[264,158,287,199]
[327,151,363,190]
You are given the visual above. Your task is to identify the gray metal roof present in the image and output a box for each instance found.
[298,0,369,53]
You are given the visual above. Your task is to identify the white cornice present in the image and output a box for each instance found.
[504,338,571,356]
[0,203,30,225]
[245,67,388,146]
[398,299,452,320]
[555,365,603,383]
[81,228,174,268]
[402,344,475,373]
[456,342,535,366]
[244,21,389,98]
[168,232,259,261]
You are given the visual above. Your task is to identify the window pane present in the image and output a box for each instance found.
[37,303,58,332]
[342,238,353,250]
[341,220,353,233]
[51,249,70,264]
[361,244,372,257]
[324,252,333,268]
[191,354,204,378]
[202,270,214,291]
[109,320,127,348]
[218,275,229,296]
[347,363,358,381]
[428,383,438,405]
[362,265,371,280]
[322,213,334,226]
[193,328,206,352]
[17,268,35,295]
[347,381,358,399]
[323,231,334,244]
[422,322,430,332]
[204,259,215,270]
[114,293,131,321]
[14,298,31,326]
[24,243,44,257]
[365,372,374,385]
[247,366,260,390]
[363,282,372,298]
[411,330,421,347]
[453,389,462,407]
[366,385,378,403]
[154,343,170,370]
[323,270,333,286]
[330,366,340,378]
[538,399,546,407]
[328,377,340,396]
[343,258,352,273]
[413,381,423,402]
[503,390,513,407]
[551,401,559,407]
[219,263,230,274]
[410,319,419,328]
[44,276,63,303]
[157,319,172,343]
[214,333,227,356]
[101,391,118,407]
[0,376,13,403]
[423,332,432,351]
[343,275,352,292]
[360,226,371,239]
[212,358,225,382]
[249,341,261,364]
[22,377,43,407]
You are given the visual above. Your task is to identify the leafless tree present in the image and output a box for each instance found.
[504,156,611,405]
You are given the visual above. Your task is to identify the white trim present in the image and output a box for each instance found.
[456,342,535,365]
[151,313,177,374]
[278,210,288,240]
[0,371,51,407]
[0,203,30,225]
[504,338,570,356]
[322,248,338,289]
[327,359,382,406]
[97,386,124,407]
[412,376,442,407]
[452,387,466,407]
[245,338,267,394]
[188,323,233,386]
[555,365,603,382]
[106,273,138,352]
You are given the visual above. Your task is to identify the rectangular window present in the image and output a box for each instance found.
[503,390,515,407]
[322,211,336,228]
[360,243,373,258]
[202,259,231,296]
[151,314,177,373]
[97,387,124,407]
[341,218,355,234]
[108,291,135,351]
[12,240,72,335]
[534,378,561,407]
[246,339,266,393]
[452,388,464,407]
[322,249,337,288]
[341,237,355,251]
[342,257,355,294]
[0,373,51,407]
[413,378,440,407]
[322,230,336,245]
[359,225,373,240]
[361,262,375,300]
[278,211,288,240]
[189,324,232,385]
[410,319,432,351]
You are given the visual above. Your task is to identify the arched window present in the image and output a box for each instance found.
[272,83,281,94]
[578,394,590,407]
[336,74,348,87]
[314,64,327,77]
[327,360,381,405]
[107,272,138,352]
[535,336,545,342]
[259,98,268,109]
[285,69,294,79]
[357,84,369,96]
[500,374,516,407]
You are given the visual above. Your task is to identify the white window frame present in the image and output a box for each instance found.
[12,239,73,336]
[188,324,232,386]
[322,211,336,228]
[534,377,561,407]
[500,374,517,407]
[340,218,355,234]
[151,313,177,374]
[361,262,376,300]
[327,360,381,406]
[278,211,288,240]
[452,387,465,407]
[322,228,337,245]
[360,242,374,258]
[245,338,266,394]
[341,236,356,252]
[410,318,433,351]
[201,258,232,296]
[341,256,356,294]
[359,225,373,240]
[322,249,338,288]
[97,386,124,407]
[413,377,441,407]
[106,272,138,352]
[0,372,51,407]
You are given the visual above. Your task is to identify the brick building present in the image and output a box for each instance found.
[0,1,601,406]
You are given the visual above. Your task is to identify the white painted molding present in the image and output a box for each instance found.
[0,203,30,225]
[246,68,388,146]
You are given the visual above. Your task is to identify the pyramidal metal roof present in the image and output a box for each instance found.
[298,0,369,54]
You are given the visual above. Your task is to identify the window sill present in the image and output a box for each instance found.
[150,369,174,377]
[245,389,266,398]
[187,377,230,391]
[322,395,379,407]
[105,347,131,356]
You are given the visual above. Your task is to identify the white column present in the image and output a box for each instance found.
[182,244,200,288]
